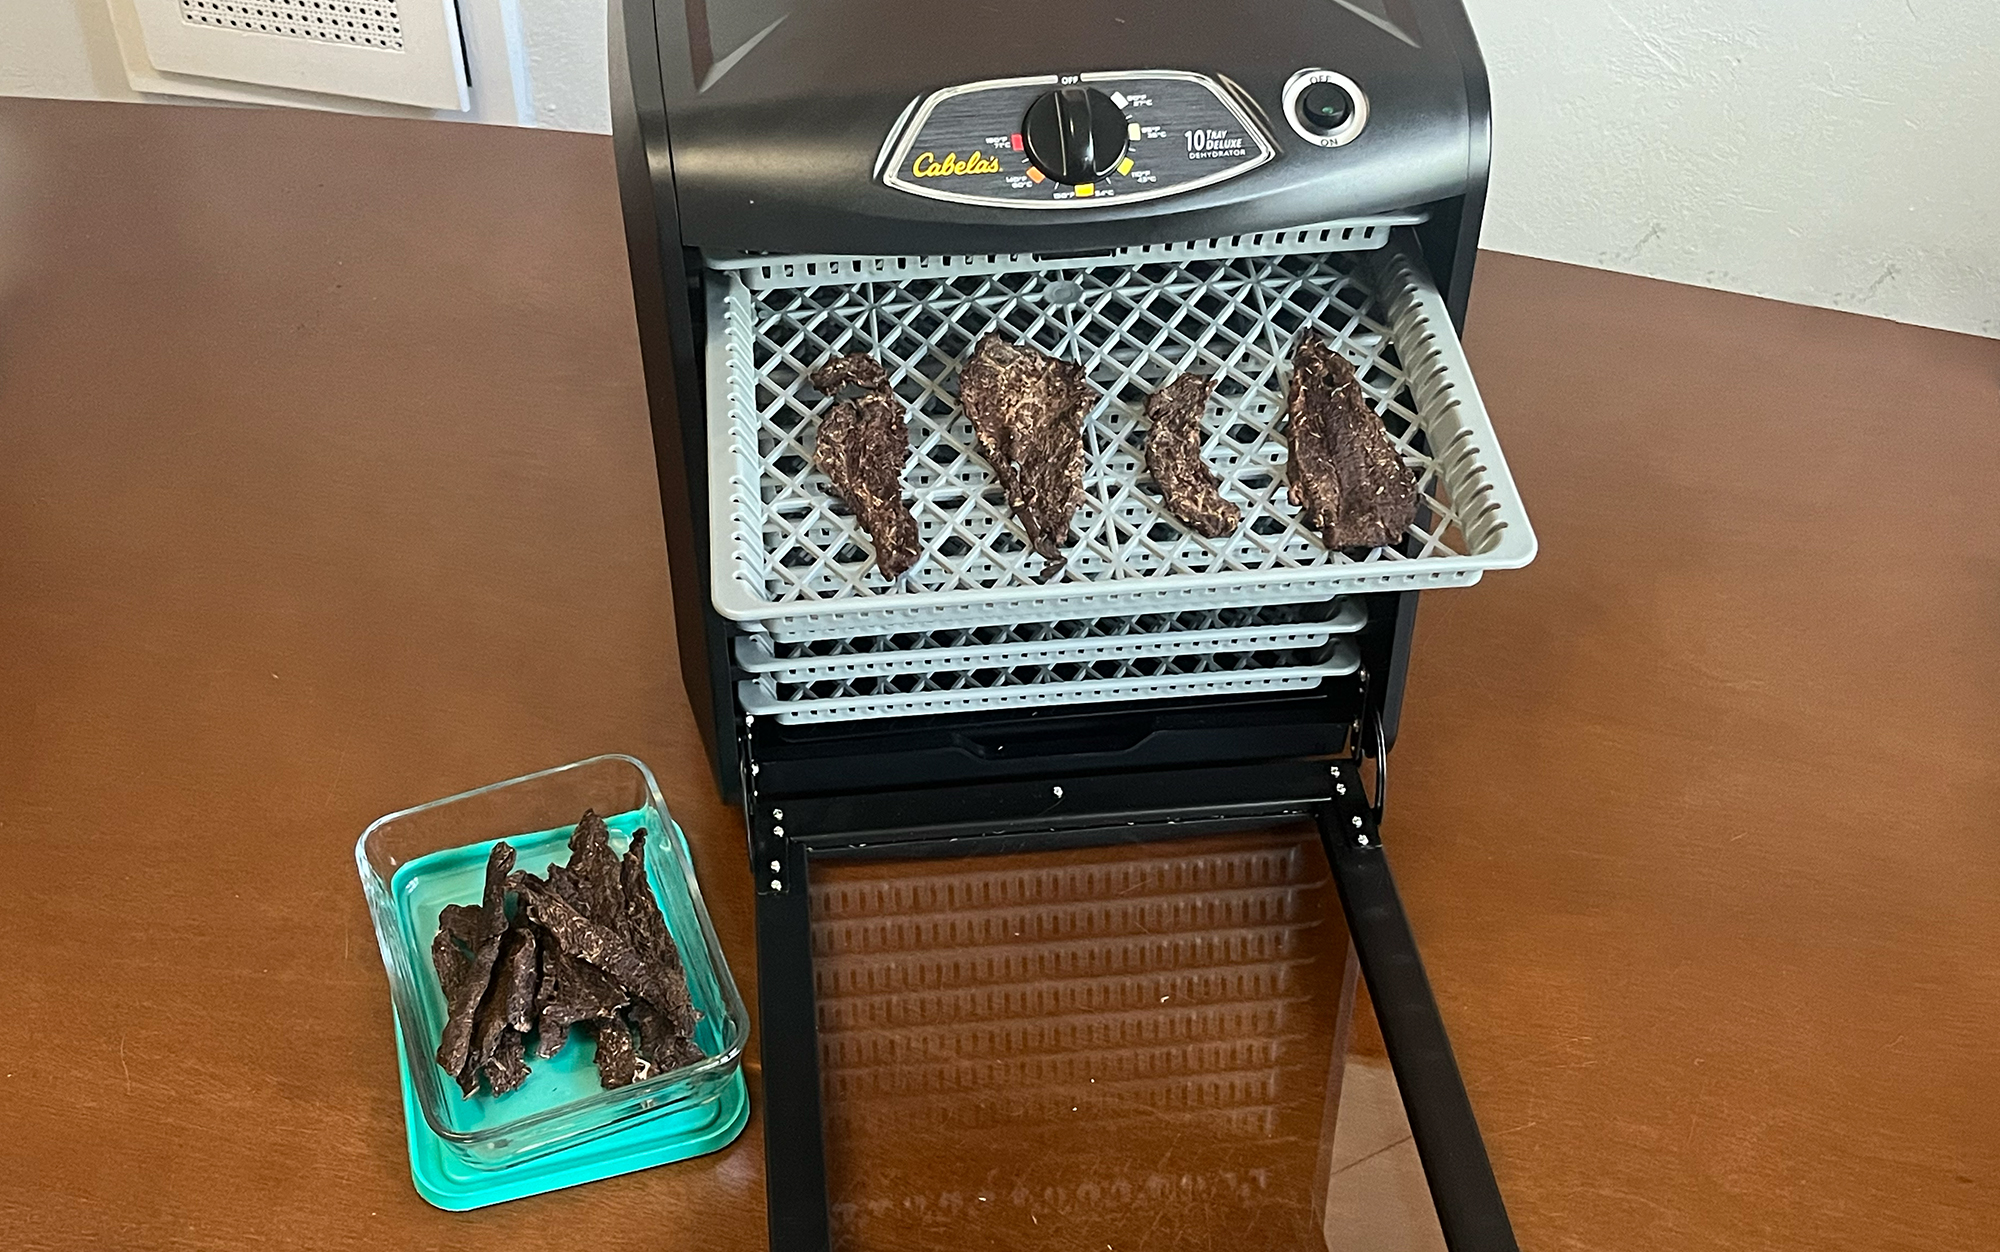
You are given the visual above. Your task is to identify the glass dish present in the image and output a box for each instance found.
[356,754,748,1169]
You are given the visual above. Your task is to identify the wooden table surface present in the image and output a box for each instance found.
[1,97,1994,1252]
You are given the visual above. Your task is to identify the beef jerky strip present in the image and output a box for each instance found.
[530,925,563,1055]
[620,830,704,1064]
[632,999,707,1073]
[562,808,626,923]
[810,354,922,579]
[482,1025,532,1095]
[590,1015,640,1089]
[1143,373,1242,539]
[462,924,538,1094]
[434,842,515,1079]
[618,828,683,977]
[532,939,628,1060]
[499,924,540,1034]
[517,879,678,1010]
[957,334,1098,576]
[511,855,631,1061]
[430,903,483,1004]
[1285,338,1419,550]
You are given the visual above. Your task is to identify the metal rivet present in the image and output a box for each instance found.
[1357,834,1369,846]
[1052,786,1064,799]
[1351,816,1364,828]
[772,824,784,837]
[750,763,760,776]
[1335,783,1346,795]
[769,878,782,890]
[769,860,781,872]
[1330,766,1341,778]
[772,809,784,821]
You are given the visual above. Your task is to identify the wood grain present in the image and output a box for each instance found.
[1,96,1995,1250]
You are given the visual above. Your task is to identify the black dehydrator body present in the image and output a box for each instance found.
[610,2,1524,1247]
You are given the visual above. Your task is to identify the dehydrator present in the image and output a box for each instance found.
[611,1,1535,1246]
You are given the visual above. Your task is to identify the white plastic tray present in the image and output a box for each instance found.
[735,600,1365,685]
[705,225,1534,642]
[739,642,1361,725]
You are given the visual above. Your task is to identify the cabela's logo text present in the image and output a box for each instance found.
[911,150,1002,177]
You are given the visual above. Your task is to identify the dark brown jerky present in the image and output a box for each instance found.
[590,1016,640,1089]
[619,830,704,1065]
[464,924,537,1092]
[632,998,706,1073]
[500,925,539,1033]
[957,334,1097,576]
[532,937,627,1059]
[617,829,679,975]
[517,879,677,1010]
[430,903,483,1004]
[1285,338,1419,549]
[537,862,590,916]
[1143,373,1241,538]
[482,1025,531,1095]
[810,354,921,579]
[563,809,626,923]
[530,932,563,1055]
[434,842,515,1079]
[438,902,485,945]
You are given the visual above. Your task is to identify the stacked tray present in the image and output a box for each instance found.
[737,600,1364,724]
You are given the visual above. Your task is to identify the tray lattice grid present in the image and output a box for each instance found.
[737,641,1358,724]
[720,244,1477,621]
[736,600,1364,683]
[769,601,1343,657]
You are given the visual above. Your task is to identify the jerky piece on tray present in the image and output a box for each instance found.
[434,842,515,1079]
[957,334,1098,576]
[1143,373,1241,539]
[810,354,922,579]
[1284,338,1419,550]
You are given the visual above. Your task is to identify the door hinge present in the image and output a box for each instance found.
[1344,703,1388,827]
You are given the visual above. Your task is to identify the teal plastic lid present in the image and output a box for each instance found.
[395,1020,749,1210]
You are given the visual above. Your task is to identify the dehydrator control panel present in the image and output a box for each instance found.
[881,71,1274,208]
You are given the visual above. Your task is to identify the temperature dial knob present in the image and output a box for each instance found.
[1022,87,1129,185]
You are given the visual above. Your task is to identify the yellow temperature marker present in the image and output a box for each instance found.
[1127,122,1141,141]
[1074,183,1095,197]
[1117,157,1135,175]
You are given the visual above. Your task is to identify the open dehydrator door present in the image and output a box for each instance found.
[743,736,1517,1252]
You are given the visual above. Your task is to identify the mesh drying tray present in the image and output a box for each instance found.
[704,221,1535,641]
[734,599,1365,685]
[739,640,1359,725]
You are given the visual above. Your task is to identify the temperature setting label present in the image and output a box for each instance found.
[882,70,1273,209]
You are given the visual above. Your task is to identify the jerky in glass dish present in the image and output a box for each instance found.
[357,754,747,1169]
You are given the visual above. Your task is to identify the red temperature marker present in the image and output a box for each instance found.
[1010,133,1024,151]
